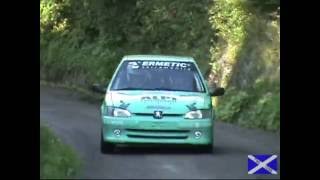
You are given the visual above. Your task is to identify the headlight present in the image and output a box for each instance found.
[113,108,131,117]
[184,109,211,119]
[105,106,131,117]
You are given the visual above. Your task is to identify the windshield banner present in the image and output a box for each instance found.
[128,61,193,71]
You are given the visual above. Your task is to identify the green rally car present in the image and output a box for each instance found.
[96,55,225,153]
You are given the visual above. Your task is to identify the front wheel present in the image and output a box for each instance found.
[100,131,115,154]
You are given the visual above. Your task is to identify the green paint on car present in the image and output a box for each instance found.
[99,55,225,153]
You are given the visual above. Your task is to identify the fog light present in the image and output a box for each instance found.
[113,129,121,136]
[194,131,202,138]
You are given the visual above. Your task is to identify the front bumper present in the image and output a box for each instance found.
[102,116,213,145]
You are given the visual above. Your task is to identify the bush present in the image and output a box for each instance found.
[208,0,279,131]
[40,0,214,87]
[40,0,280,131]
[216,79,280,131]
[40,124,82,179]
[216,87,250,123]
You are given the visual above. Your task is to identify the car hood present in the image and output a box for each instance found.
[105,90,211,114]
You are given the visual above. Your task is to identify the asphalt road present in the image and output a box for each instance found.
[40,85,280,179]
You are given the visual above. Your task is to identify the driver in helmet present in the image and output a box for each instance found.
[126,62,150,88]
[149,68,173,89]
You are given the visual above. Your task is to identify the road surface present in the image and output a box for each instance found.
[40,85,280,179]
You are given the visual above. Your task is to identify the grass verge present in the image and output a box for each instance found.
[40,123,82,179]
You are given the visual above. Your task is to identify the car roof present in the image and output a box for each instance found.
[122,55,195,62]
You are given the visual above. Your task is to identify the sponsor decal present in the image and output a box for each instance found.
[186,102,197,111]
[127,60,192,71]
[141,95,177,103]
[128,61,140,69]
[146,105,171,110]
[119,100,130,109]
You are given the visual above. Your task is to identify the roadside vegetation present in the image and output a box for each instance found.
[40,0,279,131]
[40,123,82,179]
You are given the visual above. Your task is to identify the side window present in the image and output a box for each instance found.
[194,72,204,92]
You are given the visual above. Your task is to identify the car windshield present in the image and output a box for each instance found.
[110,60,205,92]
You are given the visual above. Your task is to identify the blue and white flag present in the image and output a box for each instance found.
[248,154,278,174]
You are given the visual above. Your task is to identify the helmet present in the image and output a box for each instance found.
[126,62,150,84]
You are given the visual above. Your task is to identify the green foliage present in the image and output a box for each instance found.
[209,0,250,45]
[40,124,82,179]
[245,0,280,13]
[40,0,280,131]
[40,0,214,86]
[40,0,71,33]
[216,87,249,123]
[208,0,252,88]
[206,0,279,131]
[217,79,280,131]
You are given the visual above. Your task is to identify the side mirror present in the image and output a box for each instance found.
[209,87,225,96]
[90,83,107,94]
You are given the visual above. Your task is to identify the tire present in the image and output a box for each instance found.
[100,131,115,154]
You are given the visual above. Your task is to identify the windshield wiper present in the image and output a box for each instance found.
[115,87,196,92]
[151,87,175,91]
[115,87,143,90]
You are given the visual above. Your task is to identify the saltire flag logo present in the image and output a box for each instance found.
[248,154,278,174]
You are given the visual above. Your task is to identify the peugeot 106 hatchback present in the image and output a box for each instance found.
[96,55,225,153]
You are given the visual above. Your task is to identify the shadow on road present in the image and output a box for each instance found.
[109,145,227,155]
